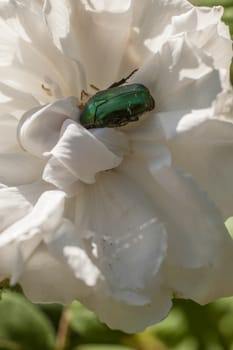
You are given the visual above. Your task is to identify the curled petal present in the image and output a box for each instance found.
[0,181,52,233]
[0,190,65,247]
[133,35,222,113]
[43,120,126,187]
[19,243,94,303]
[169,7,232,70]
[0,189,65,284]
[17,97,79,157]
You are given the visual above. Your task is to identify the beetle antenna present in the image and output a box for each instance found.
[108,68,138,88]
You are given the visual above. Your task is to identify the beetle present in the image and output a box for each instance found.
[79,70,155,129]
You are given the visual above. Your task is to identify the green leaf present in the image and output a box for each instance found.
[38,303,63,331]
[190,0,233,6]
[69,302,125,344]
[0,291,55,350]
[222,6,233,36]
[75,346,132,350]
[0,279,23,298]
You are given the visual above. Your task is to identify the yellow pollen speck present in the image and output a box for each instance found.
[41,84,52,96]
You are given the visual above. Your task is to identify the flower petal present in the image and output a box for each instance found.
[0,152,44,186]
[0,82,39,119]
[169,96,233,219]
[0,189,65,247]
[0,114,18,151]
[164,235,233,304]
[19,242,94,303]
[45,219,100,287]
[18,97,79,157]
[119,0,192,73]
[74,171,168,304]
[0,189,66,284]
[0,181,52,232]
[85,283,172,333]
[170,7,232,71]
[43,120,124,187]
[143,4,231,61]
[45,0,132,87]
[120,153,230,269]
[0,1,84,106]
[132,35,222,113]
[150,166,230,268]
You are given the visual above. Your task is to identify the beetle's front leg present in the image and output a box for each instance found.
[79,89,90,109]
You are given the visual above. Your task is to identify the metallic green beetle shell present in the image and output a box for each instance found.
[79,83,155,129]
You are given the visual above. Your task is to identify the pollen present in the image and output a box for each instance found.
[41,83,53,96]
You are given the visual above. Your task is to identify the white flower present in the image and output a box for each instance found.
[0,0,233,332]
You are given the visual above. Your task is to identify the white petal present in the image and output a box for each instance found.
[18,97,79,157]
[164,235,233,304]
[0,186,32,233]
[81,0,132,12]
[0,181,52,233]
[150,166,229,268]
[169,114,233,219]
[0,82,39,118]
[132,0,191,43]
[0,189,66,285]
[45,0,132,87]
[19,243,93,303]
[75,171,167,303]
[90,127,128,158]
[214,88,233,120]
[43,120,124,187]
[45,219,100,287]
[85,283,172,333]
[0,114,18,151]
[0,152,44,186]
[9,235,42,285]
[0,1,84,105]
[160,6,232,71]
[0,190,65,247]
[143,4,232,71]
[120,154,230,269]
[132,35,222,113]
[0,235,40,284]
[119,0,192,74]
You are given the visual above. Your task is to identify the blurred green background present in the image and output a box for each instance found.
[0,1,233,349]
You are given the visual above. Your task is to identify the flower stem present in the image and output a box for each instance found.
[55,307,71,350]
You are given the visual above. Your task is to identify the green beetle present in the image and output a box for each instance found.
[79,70,155,129]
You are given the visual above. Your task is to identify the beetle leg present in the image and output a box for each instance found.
[81,89,90,100]
[108,68,138,88]
[90,84,100,91]
[78,89,90,109]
